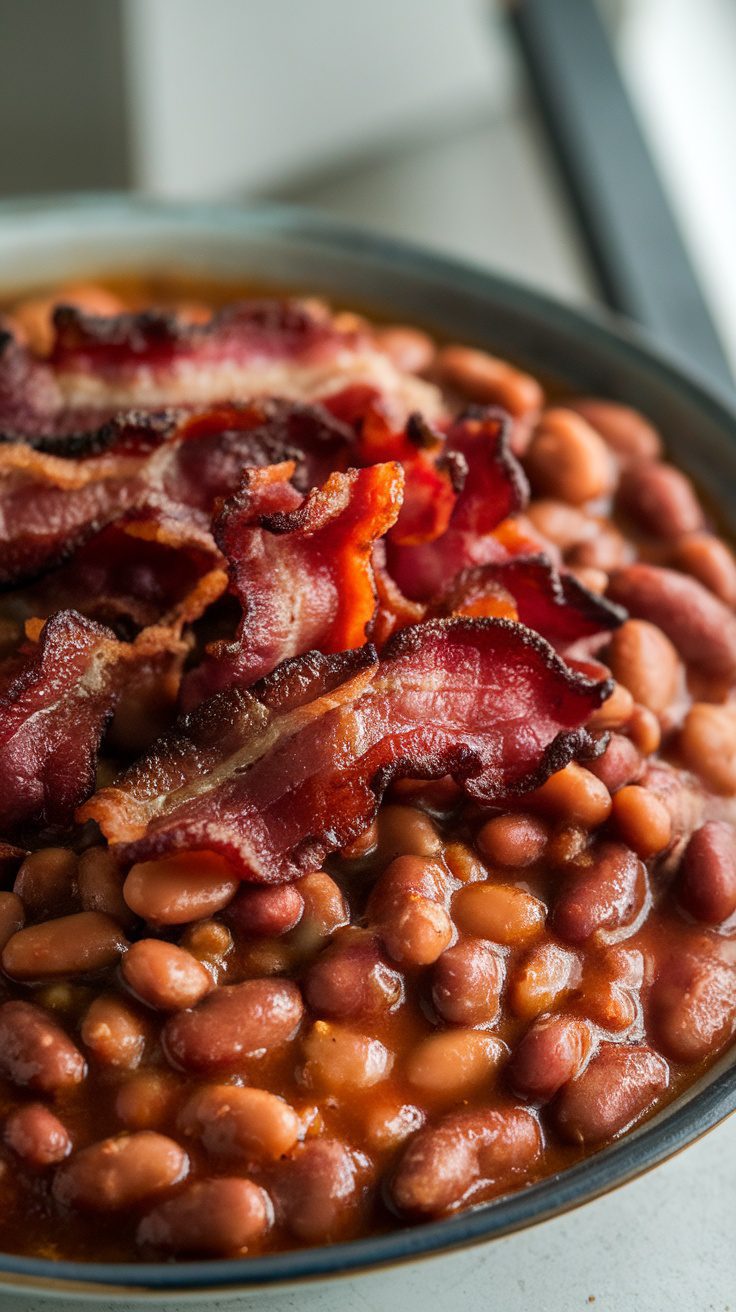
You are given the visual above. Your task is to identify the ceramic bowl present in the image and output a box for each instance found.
[0,195,734,1305]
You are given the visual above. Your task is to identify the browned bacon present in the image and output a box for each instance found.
[182,460,403,707]
[0,611,187,831]
[81,618,611,882]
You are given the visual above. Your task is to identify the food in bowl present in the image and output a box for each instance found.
[0,277,734,1261]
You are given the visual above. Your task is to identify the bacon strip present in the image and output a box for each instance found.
[0,611,186,831]
[0,401,353,587]
[387,411,529,599]
[8,511,226,631]
[0,300,442,439]
[182,460,404,706]
[437,557,626,648]
[81,618,611,882]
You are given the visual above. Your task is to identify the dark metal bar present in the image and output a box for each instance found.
[508,0,733,389]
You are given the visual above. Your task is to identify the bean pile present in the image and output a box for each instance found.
[0,280,735,1262]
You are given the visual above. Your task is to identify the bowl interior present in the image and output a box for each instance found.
[0,195,734,1300]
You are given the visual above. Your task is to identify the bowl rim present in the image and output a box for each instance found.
[0,192,735,1296]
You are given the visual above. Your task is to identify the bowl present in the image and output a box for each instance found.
[0,194,734,1305]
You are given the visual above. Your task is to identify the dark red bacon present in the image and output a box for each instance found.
[436,556,626,648]
[387,411,530,599]
[10,511,226,631]
[181,460,404,706]
[0,401,352,587]
[0,611,186,832]
[1,298,442,441]
[81,618,611,883]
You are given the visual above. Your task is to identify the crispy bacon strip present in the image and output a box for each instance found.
[436,557,626,648]
[182,460,404,706]
[387,411,529,599]
[0,611,186,831]
[8,511,226,631]
[0,400,354,587]
[0,300,442,437]
[81,618,611,882]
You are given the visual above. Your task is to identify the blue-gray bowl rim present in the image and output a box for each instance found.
[0,193,733,1295]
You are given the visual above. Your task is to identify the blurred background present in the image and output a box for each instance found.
[0,0,734,370]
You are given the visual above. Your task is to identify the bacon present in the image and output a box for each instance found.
[81,618,611,882]
[0,298,443,444]
[386,410,529,599]
[181,460,404,706]
[436,557,626,648]
[0,400,353,587]
[10,511,226,631]
[0,611,186,832]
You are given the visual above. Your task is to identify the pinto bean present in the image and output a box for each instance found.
[627,704,661,756]
[568,399,663,462]
[679,822,736,925]
[670,532,736,606]
[2,912,127,980]
[476,814,549,868]
[553,843,647,945]
[123,853,238,925]
[137,1177,271,1255]
[405,1030,506,1101]
[577,954,640,1033]
[588,734,643,794]
[77,847,135,929]
[302,1021,393,1092]
[642,761,705,854]
[679,703,736,795]
[289,871,349,951]
[532,764,612,829]
[392,1106,541,1215]
[508,1015,593,1102]
[179,918,233,963]
[453,882,546,947]
[605,619,682,720]
[525,408,616,504]
[53,1131,188,1211]
[368,856,452,967]
[617,462,704,538]
[0,892,24,951]
[555,1043,668,1144]
[526,500,595,551]
[180,1085,300,1161]
[567,521,634,571]
[0,1001,86,1092]
[432,938,504,1026]
[13,848,78,921]
[437,345,543,417]
[4,1104,71,1168]
[115,1070,181,1131]
[509,942,581,1020]
[227,884,304,938]
[362,1099,425,1153]
[443,841,487,884]
[611,786,672,858]
[122,939,214,1011]
[303,931,403,1019]
[374,325,435,373]
[653,943,736,1061]
[376,804,442,859]
[80,994,148,1069]
[587,681,635,731]
[162,978,304,1074]
[273,1139,360,1242]
[608,564,736,680]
